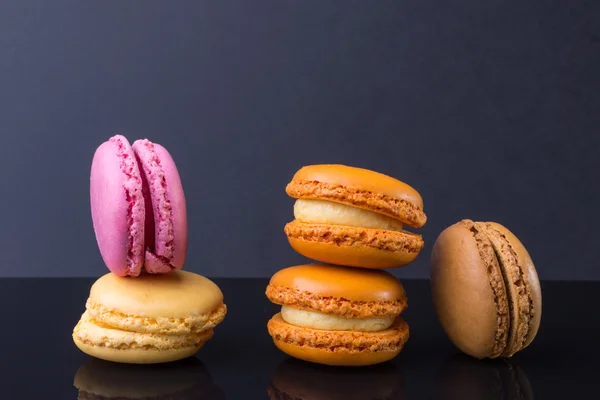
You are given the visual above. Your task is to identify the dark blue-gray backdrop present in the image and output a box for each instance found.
[1,1,598,279]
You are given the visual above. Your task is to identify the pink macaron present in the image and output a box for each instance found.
[90,135,187,277]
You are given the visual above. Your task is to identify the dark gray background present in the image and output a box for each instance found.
[1,1,598,279]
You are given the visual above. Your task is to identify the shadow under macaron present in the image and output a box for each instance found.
[267,358,406,400]
[74,357,225,400]
[433,354,534,400]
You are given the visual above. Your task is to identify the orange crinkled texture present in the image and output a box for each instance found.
[284,220,424,253]
[266,285,407,319]
[268,314,409,353]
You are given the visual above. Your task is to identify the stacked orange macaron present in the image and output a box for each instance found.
[267,164,426,366]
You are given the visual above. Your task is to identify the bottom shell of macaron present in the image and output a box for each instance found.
[267,313,409,366]
[73,313,214,364]
[285,221,424,269]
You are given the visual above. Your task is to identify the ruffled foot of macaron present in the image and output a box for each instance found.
[284,165,426,269]
[73,271,227,364]
[430,220,542,359]
[266,264,410,366]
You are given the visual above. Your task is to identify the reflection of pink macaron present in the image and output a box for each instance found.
[90,135,187,277]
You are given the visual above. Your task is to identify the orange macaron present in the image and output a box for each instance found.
[266,264,410,366]
[284,164,426,269]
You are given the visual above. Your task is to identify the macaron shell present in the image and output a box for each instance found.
[132,140,187,271]
[430,221,510,359]
[476,222,533,357]
[287,164,426,228]
[487,222,541,351]
[273,340,401,367]
[73,335,207,364]
[269,264,406,303]
[285,221,423,268]
[152,143,188,269]
[88,271,224,319]
[289,164,424,209]
[90,136,145,277]
[268,314,409,366]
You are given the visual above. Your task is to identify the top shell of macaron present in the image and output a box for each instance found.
[266,264,407,318]
[285,164,426,228]
[88,271,223,319]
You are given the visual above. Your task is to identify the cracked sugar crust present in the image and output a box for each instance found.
[266,285,407,319]
[284,220,424,253]
[85,301,227,335]
[268,314,409,353]
[460,220,510,358]
[286,180,427,228]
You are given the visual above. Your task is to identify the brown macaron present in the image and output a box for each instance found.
[430,220,542,359]
[266,264,410,366]
[284,164,427,269]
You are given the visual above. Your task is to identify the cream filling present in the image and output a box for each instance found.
[294,199,404,231]
[281,306,394,332]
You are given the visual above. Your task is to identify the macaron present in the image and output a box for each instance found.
[74,358,225,400]
[268,358,405,400]
[435,355,534,400]
[430,220,542,359]
[90,135,187,276]
[266,264,410,366]
[284,164,426,269]
[73,270,227,364]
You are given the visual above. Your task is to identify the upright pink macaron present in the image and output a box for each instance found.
[90,135,187,277]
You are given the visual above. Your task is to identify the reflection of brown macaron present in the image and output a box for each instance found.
[435,354,534,400]
[430,220,542,359]
[268,358,405,400]
[284,164,426,269]
[266,264,409,366]
[73,358,225,400]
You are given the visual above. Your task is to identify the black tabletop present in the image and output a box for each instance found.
[0,278,596,399]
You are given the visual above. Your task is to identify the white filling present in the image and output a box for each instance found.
[281,306,394,332]
[294,199,404,231]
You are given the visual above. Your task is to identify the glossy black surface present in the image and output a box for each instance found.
[0,279,596,399]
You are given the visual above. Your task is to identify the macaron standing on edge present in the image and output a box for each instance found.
[430,220,542,359]
[284,164,427,269]
[90,134,188,277]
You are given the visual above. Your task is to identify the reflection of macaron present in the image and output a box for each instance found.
[90,135,187,276]
[74,357,225,400]
[73,271,227,364]
[435,354,534,400]
[267,358,405,400]
[266,264,409,366]
[431,220,542,359]
[284,164,426,269]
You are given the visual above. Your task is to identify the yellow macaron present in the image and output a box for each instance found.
[284,164,426,268]
[73,270,227,364]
